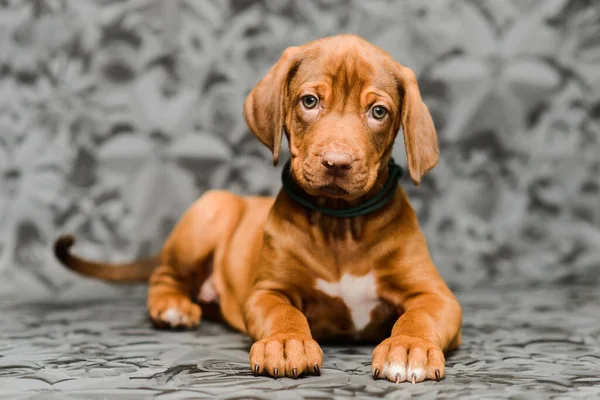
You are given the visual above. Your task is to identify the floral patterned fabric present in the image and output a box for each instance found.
[2,284,599,398]
[0,0,599,297]
[1,1,600,398]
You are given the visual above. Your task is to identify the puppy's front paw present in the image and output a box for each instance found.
[371,335,445,383]
[249,334,323,379]
[147,294,201,329]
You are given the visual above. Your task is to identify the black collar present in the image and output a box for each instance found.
[281,159,404,218]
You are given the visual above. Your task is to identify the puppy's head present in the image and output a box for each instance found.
[244,35,438,200]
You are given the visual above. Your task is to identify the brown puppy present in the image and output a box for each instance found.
[54,34,462,384]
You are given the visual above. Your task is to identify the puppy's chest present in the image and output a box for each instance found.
[303,272,398,341]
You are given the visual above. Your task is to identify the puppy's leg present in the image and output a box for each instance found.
[147,191,245,329]
[371,242,462,383]
[245,289,323,379]
[147,264,202,329]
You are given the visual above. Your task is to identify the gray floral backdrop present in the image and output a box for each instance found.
[0,0,599,300]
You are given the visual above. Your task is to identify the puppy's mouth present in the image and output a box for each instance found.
[317,183,349,196]
[298,171,372,200]
[289,158,375,200]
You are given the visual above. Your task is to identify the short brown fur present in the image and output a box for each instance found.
[54,35,461,383]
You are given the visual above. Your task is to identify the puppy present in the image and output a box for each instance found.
[54,34,462,383]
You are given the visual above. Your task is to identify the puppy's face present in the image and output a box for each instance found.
[244,35,439,200]
[285,48,401,200]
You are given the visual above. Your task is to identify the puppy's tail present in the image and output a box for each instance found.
[53,235,159,283]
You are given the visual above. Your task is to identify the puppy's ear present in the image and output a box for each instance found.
[243,47,302,166]
[393,64,439,185]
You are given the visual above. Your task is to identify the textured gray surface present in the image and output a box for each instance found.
[1,2,599,398]
[0,0,600,298]
[1,284,599,399]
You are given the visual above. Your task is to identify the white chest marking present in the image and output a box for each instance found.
[315,273,379,331]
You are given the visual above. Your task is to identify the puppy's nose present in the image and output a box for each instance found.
[321,151,353,174]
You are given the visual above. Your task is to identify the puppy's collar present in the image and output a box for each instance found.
[281,159,404,218]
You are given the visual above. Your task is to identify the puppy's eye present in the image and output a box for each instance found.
[371,105,388,120]
[301,95,319,109]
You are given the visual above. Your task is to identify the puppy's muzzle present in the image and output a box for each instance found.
[321,151,354,177]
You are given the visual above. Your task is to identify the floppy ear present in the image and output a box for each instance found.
[243,47,301,166]
[394,64,439,185]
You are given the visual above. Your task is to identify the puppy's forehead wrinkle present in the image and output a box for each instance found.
[294,53,398,114]
[298,49,377,82]
[331,57,366,100]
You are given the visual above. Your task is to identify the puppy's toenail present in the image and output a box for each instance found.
[373,368,380,379]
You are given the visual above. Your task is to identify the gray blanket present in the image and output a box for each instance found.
[1,284,599,399]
